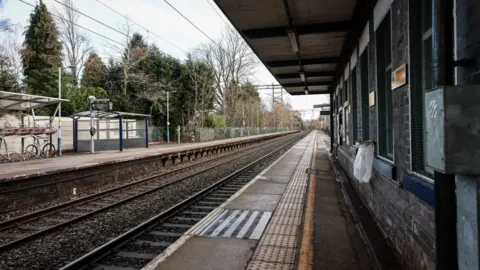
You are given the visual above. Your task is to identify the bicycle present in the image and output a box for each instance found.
[24,124,57,158]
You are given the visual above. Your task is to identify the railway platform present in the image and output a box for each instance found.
[143,131,379,270]
[0,132,292,182]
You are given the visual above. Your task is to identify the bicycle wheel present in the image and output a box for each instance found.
[24,144,39,158]
[42,143,56,157]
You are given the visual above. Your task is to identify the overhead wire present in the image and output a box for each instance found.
[95,0,188,54]
[163,0,267,85]
[206,0,229,27]
[53,0,128,38]
[17,0,124,46]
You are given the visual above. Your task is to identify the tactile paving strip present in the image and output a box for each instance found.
[247,133,315,269]
[248,261,293,270]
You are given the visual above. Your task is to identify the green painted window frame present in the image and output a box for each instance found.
[376,11,394,161]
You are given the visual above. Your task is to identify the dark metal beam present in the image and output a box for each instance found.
[283,82,331,88]
[289,90,330,96]
[267,57,339,68]
[276,71,335,79]
[242,21,351,39]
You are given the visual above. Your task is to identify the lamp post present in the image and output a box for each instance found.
[58,68,62,156]
[167,91,177,144]
[87,95,96,153]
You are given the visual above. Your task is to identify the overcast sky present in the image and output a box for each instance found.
[2,0,329,119]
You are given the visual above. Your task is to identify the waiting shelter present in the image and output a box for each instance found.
[70,110,151,153]
[0,91,69,161]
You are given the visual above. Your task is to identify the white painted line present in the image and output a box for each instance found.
[223,210,249,237]
[141,235,192,270]
[211,210,240,237]
[250,212,273,240]
[187,208,224,236]
[199,210,230,236]
[236,211,259,239]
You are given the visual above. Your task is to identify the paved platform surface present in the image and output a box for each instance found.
[142,131,376,270]
[0,132,288,181]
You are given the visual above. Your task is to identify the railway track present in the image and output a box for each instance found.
[0,133,301,253]
[60,132,301,270]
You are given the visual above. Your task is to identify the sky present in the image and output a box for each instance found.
[2,0,329,120]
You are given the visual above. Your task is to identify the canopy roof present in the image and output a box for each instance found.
[70,111,151,119]
[0,91,69,111]
[214,0,369,95]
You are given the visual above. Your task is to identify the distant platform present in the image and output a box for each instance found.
[0,132,291,182]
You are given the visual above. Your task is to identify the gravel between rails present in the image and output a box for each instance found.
[0,133,304,270]
[0,136,287,222]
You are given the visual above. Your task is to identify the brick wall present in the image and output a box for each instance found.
[336,146,435,270]
[331,0,445,269]
[455,0,480,84]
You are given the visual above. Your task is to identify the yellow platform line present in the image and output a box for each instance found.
[298,132,317,270]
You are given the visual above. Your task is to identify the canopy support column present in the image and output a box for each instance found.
[119,115,124,152]
[145,117,149,148]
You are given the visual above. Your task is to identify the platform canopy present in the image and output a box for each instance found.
[70,111,151,119]
[214,0,368,96]
[0,91,69,111]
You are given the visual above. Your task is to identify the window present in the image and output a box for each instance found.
[351,67,358,144]
[344,80,349,145]
[410,0,434,177]
[376,12,393,160]
[360,50,370,140]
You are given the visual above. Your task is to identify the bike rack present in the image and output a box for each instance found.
[0,91,69,162]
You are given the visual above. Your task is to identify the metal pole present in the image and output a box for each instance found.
[58,67,62,156]
[90,103,94,153]
[119,116,123,151]
[272,83,275,130]
[145,117,149,148]
[177,125,180,144]
[167,92,170,143]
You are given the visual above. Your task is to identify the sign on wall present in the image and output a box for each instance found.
[392,64,408,90]
[369,92,375,107]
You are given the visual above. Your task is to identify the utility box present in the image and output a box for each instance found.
[425,85,480,175]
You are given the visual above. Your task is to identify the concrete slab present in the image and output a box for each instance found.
[243,181,287,195]
[225,194,282,211]
[153,236,257,270]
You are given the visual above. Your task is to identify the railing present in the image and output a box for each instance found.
[148,126,292,144]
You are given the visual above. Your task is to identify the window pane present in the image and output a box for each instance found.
[376,12,393,160]
[423,0,432,32]
[423,36,433,91]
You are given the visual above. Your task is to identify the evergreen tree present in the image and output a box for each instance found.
[81,52,107,88]
[20,0,62,96]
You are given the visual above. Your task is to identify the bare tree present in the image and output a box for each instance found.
[193,27,257,116]
[105,20,148,95]
[56,0,92,85]
[0,23,24,81]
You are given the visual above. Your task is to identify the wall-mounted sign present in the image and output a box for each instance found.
[320,111,330,115]
[348,105,351,113]
[369,92,375,107]
[392,64,408,90]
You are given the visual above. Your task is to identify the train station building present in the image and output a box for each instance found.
[213,0,480,269]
